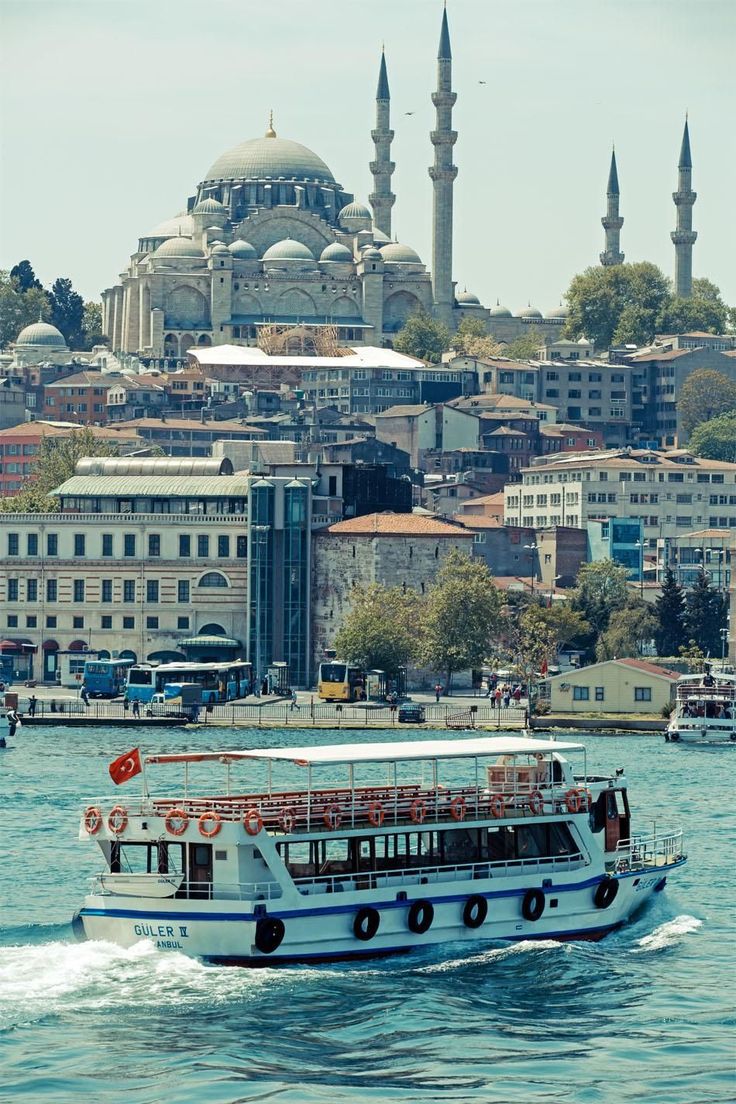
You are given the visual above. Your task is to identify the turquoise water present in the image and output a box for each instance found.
[0,726,733,1104]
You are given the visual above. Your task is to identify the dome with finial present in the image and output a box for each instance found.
[380,242,423,265]
[519,304,543,319]
[16,319,67,348]
[489,301,512,318]
[153,236,205,259]
[456,289,481,306]
[204,113,335,185]
[546,304,569,319]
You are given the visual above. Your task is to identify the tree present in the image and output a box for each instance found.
[684,568,728,657]
[563,262,671,349]
[394,312,451,364]
[596,600,657,661]
[418,548,503,690]
[501,327,545,361]
[688,410,736,462]
[452,315,503,359]
[0,270,51,349]
[531,604,591,653]
[49,276,85,348]
[0,427,118,514]
[656,278,730,336]
[570,560,629,637]
[81,301,105,349]
[9,259,42,292]
[654,569,687,656]
[333,583,419,674]
[678,369,736,439]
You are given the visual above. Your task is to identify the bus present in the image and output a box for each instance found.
[82,658,134,698]
[317,661,367,702]
[125,660,253,704]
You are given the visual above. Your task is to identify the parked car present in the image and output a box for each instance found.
[398,704,426,724]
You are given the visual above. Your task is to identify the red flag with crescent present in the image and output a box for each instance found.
[109,747,142,785]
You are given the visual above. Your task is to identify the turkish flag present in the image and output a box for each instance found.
[109,747,142,785]
[540,658,548,676]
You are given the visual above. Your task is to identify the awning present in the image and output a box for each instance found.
[0,639,37,653]
[177,635,241,648]
[43,640,59,651]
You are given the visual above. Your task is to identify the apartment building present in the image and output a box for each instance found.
[0,421,142,495]
[504,449,736,551]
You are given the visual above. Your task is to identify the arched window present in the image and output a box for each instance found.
[197,571,229,588]
[199,622,226,636]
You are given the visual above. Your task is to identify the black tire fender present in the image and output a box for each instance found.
[521,888,545,922]
[593,877,619,910]
[353,906,380,941]
[407,898,434,934]
[462,894,488,929]
[254,916,285,954]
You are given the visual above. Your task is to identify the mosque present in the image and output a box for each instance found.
[101,9,698,362]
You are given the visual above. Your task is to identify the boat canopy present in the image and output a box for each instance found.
[146,736,584,769]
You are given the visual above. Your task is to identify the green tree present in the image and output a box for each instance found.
[678,369,736,439]
[394,311,451,364]
[501,327,545,361]
[452,315,503,359]
[418,548,503,691]
[10,259,43,292]
[563,262,671,349]
[0,270,51,349]
[0,427,118,514]
[49,276,85,348]
[654,568,687,656]
[684,569,728,657]
[596,600,657,661]
[81,301,106,349]
[688,411,736,462]
[571,560,629,637]
[333,583,419,674]
[531,603,591,653]
[656,278,730,336]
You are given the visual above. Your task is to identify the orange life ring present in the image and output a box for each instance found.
[323,804,342,831]
[165,808,189,836]
[489,793,506,819]
[450,795,466,822]
[198,810,222,838]
[566,787,590,813]
[410,798,427,825]
[243,808,263,836]
[528,790,544,815]
[367,801,384,828]
[84,806,102,835]
[279,806,296,833]
[107,805,128,835]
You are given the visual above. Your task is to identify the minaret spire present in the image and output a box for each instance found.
[369,48,395,238]
[429,4,458,328]
[600,147,624,266]
[671,117,697,298]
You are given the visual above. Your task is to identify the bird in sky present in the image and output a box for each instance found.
[479,80,487,84]
[405,111,415,115]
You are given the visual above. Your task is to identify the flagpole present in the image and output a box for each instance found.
[141,753,149,801]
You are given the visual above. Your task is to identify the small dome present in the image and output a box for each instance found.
[211,243,230,255]
[16,321,67,348]
[361,246,383,261]
[193,196,226,216]
[262,238,315,262]
[320,242,353,262]
[153,236,205,259]
[490,303,512,318]
[457,290,481,306]
[546,304,568,319]
[146,211,193,239]
[339,201,371,220]
[380,242,422,265]
[229,239,257,259]
[519,305,543,319]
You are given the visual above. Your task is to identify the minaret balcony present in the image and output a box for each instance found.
[600,250,625,266]
[430,130,458,146]
[368,192,396,208]
[672,191,697,205]
[369,160,396,174]
[428,165,458,182]
[670,230,697,245]
[431,91,457,108]
[601,216,624,231]
[370,129,395,143]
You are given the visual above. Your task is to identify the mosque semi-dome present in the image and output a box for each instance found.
[519,305,543,319]
[320,242,353,262]
[262,238,316,262]
[153,236,205,259]
[489,303,513,318]
[229,239,258,258]
[456,289,481,306]
[204,135,335,185]
[380,242,423,265]
[16,320,67,348]
[147,211,193,239]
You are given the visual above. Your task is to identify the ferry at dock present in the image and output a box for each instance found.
[75,736,686,964]
[666,665,736,745]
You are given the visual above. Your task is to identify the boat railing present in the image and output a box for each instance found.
[291,849,587,896]
[612,829,684,873]
[90,874,284,901]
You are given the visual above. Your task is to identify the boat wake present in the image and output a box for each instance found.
[633,914,702,952]
[417,938,567,973]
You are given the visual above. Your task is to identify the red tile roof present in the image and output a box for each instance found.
[321,512,473,537]
[616,658,681,680]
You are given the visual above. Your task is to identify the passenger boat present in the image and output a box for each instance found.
[74,736,686,964]
[666,665,736,745]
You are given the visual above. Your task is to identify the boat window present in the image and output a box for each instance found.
[109,842,185,874]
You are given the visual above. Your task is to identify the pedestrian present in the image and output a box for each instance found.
[123,698,130,713]
[6,707,21,738]
[80,683,90,707]
[435,683,442,703]
[261,676,269,696]
[290,689,300,711]
[502,690,510,709]
[132,699,140,719]
[495,687,502,709]
[28,694,37,717]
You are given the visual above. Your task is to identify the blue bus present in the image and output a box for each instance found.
[83,658,134,698]
[125,660,253,704]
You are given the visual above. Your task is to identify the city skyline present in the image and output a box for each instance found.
[1,0,734,313]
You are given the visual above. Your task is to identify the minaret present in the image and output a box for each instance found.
[600,147,624,266]
[671,117,697,298]
[429,5,458,329]
[369,49,395,238]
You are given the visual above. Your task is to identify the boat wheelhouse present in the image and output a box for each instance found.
[666,666,736,745]
[75,736,685,964]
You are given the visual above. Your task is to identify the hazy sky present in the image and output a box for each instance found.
[1,0,734,311]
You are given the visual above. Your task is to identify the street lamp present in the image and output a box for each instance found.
[524,543,538,598]
[548,574,562,607]
[634,540,644,598]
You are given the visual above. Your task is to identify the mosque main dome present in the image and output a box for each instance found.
[204,135,335,185]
